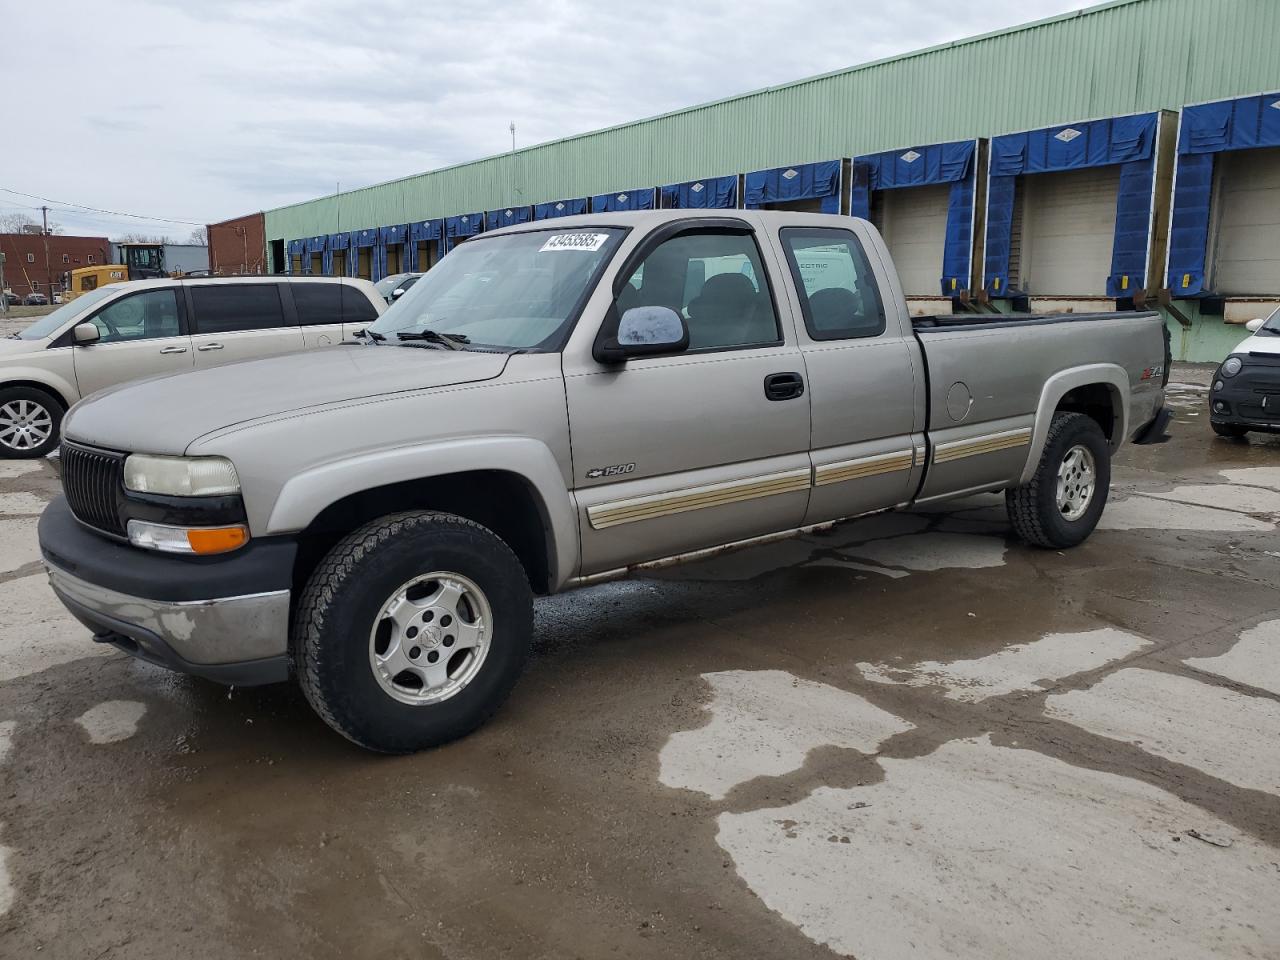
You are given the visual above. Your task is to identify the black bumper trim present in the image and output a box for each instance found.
[56,586,289,687]
[39,495,296,603]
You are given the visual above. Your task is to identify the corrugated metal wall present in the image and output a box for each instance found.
[265,0,1280,243]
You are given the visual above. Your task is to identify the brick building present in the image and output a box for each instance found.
[0,232,110,296]
[206,212,265,275]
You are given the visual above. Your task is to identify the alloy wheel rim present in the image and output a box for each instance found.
[0,400,53,452]
[368,571,492,706]
[1056,444,1096,521]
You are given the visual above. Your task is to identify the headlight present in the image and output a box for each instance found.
[1220,356,1243,378]
[123,455,240,497]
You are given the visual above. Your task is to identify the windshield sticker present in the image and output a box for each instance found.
[540,233,610,253]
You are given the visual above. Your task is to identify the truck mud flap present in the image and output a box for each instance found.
[1132,407,1172,445]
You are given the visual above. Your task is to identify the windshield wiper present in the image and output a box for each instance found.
[397,330,470,350]
[353,328,386,344]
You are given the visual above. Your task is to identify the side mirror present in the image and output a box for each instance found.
[391,287,406,299]
[73,323,101,345]
[1246,318,1265,333]
[595,306,689,364]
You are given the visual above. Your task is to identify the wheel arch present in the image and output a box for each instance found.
[1019,364,1129,485]
[0,377,73,412]
[268,439,578,596]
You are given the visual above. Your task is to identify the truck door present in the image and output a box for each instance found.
[72,287,193,398]
[565,224,811,576]
[775,225,923,525]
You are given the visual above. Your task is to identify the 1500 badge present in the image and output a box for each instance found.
[585,463,636,479]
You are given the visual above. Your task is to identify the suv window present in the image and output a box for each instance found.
[781,229,885,340]
[190,285,286,334]
[617,231,779,351]
[89,289,181,343]
[292,282,378,326]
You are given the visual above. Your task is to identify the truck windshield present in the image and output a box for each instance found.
[14,286,119,340]
[366,228,625,351]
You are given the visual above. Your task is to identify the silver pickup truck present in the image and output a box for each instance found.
[38,211,1170,753]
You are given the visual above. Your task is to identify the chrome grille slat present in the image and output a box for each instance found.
[61,443,127,536]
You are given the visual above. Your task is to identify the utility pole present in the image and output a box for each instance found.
[40,205,51,299]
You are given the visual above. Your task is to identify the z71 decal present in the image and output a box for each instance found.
[585,462,636,480]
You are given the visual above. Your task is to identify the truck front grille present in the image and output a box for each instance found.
[61,442,127,536]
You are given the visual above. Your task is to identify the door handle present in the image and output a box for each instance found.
[764,371,805,401]
[196,342,224,351]
[158,345,187,354]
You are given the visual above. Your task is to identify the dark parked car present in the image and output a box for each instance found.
[2,292,21,306]
[23,292,48,306]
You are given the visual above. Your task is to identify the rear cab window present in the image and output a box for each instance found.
[189,285,286,334]
[780,228,885,340]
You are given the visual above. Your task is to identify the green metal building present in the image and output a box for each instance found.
[251,0,1280,360]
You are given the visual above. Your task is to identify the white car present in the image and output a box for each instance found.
[0,275,384,457]
[1209,304,1280,439]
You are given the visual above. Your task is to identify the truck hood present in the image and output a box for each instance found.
[63,344,510,455]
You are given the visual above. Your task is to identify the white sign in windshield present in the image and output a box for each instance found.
[540,233,610,253]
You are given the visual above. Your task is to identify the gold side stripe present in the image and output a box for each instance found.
[933,428,1032,464]
[814,450,915,487]
[588,470,810,530]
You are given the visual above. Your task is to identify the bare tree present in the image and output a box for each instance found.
[187,226,209,246]
[0,212,40,233]
[115,232,167,243]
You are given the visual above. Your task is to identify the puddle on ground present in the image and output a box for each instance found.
[1046,668,1280,796]
[859,628,1150,702]
[1185,619,1280,696]
[658,670,912,800]
[717,736,1280,960]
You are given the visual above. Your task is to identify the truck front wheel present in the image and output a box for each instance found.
[1006,412,1111,549]
[294,511,533,753]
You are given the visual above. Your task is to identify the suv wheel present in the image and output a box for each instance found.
[294,511,533,753]
[1006,412,1111,549]
[0,386,62,459]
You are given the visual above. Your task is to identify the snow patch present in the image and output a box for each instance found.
[75,700,147,744]
[0,517,40,574]
[1219,466,1280,490]
[859,628,1149,702]
[717,736,1280,960]
[1046,668,1280,795]
[659,670,913,800]
[0,461,42,479]
[1185,619,1280,696]
[1139,483,1280,515]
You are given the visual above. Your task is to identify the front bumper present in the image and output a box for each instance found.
[39,496,295,686]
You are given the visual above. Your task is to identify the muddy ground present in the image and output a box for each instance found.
[1,364,1278,959]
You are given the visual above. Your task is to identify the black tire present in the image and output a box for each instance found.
[0,385,63,459]
[294,511,533,753]
[1006,412,1111,549]
[1211,422,1248,440]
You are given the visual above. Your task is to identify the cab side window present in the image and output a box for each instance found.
[89,289,181,343]
[781,229,885,340]
[617,232,779,351]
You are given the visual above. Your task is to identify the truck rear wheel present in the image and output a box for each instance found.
[1006,412,1110,549]
[294,511,533,753]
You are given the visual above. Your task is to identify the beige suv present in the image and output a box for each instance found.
[0,275,384,457]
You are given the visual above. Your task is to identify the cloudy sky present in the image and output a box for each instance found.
[4,0,1091,240]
